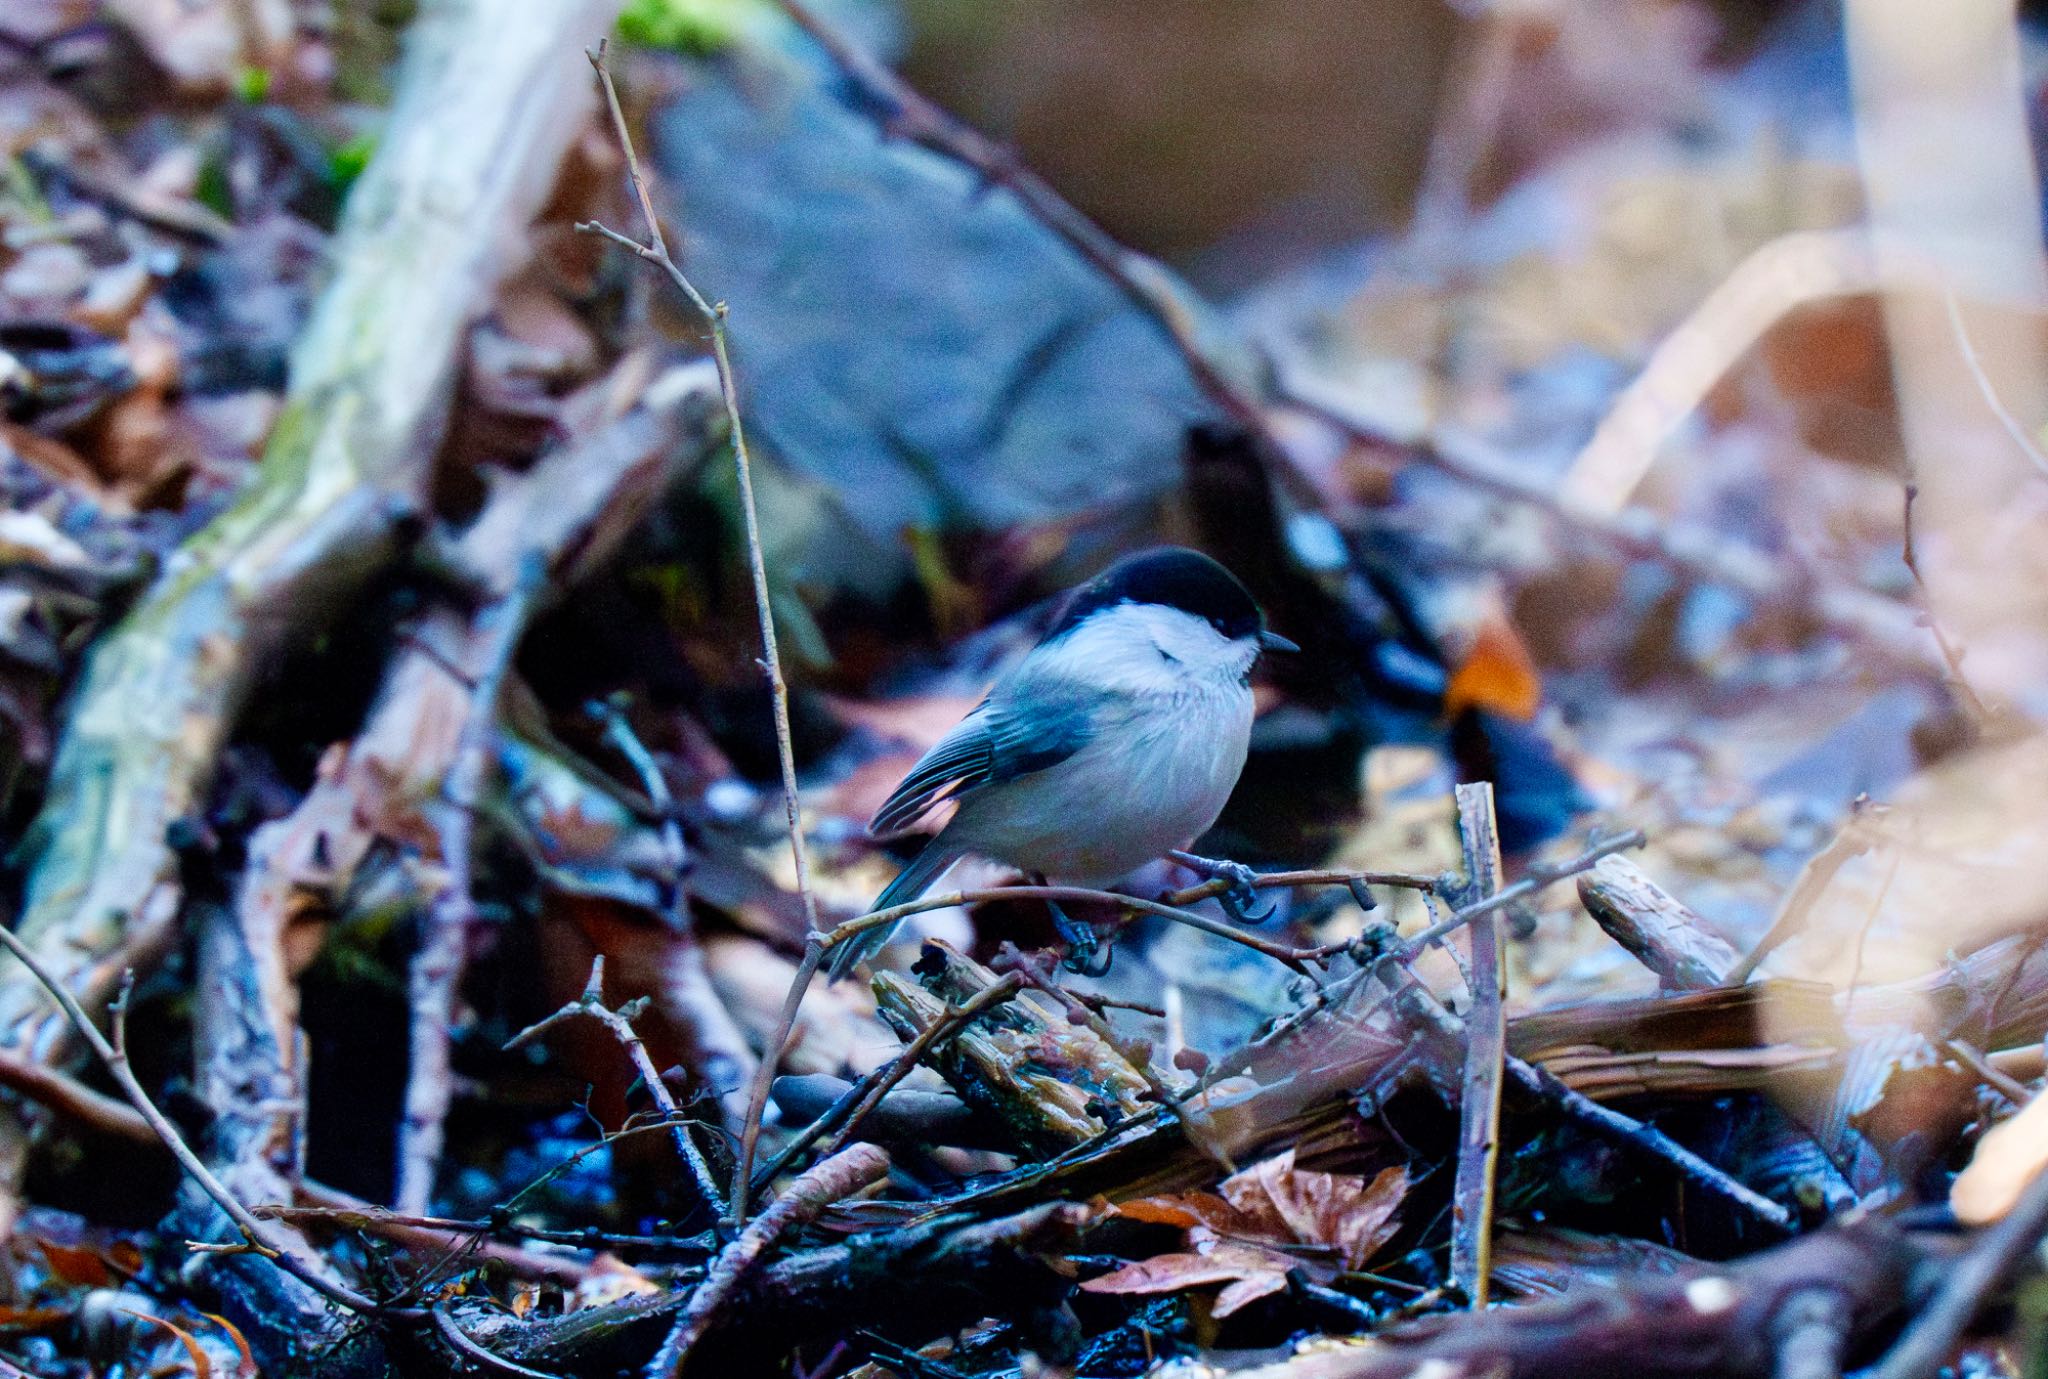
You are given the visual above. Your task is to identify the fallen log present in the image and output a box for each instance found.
[1179,1219,1917,1379]
[0,0,618,1067]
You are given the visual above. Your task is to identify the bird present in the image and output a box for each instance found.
[829,546,1296,979]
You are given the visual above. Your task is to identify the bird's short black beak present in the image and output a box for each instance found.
[1257,629,1299,654]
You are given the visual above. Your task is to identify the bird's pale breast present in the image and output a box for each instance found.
[948,676,1254,882]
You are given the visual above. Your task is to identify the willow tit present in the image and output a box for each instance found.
[831,546,1296,979]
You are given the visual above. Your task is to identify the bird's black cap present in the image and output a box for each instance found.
[1045,546,1272,643]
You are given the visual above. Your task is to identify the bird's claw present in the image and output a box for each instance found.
[1048,898,1114,976]
[1062,934,1114,978]
[1177,853,1275,925]
[1219,884,1276,925]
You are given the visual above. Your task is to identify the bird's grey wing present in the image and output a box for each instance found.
[868,681,1102,837]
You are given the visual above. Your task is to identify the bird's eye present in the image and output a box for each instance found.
[1158,647,1181,666]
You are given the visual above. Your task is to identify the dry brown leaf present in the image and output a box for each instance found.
[570,1254,662,1311]
[1086,1152,1410,1314]
[1081,1238,1303,1317]
[1951,1090,2048,1227]
[1220,1151,1410,1272]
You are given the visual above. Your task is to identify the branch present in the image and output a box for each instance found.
[504,956,724,1211]
[1868,1159,2048,1379]
[1245,1221,1912,1379]
[645,1142,890,1377]
[1450,783,1507,1308]
[0,926,378,1315]
[752,973,1022,1192]
[398,555,546,1215]
[569,37,822,1230]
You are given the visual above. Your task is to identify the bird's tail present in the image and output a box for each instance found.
[825,840,961,982]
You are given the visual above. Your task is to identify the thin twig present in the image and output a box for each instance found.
[1944,287,2048,481]
[1449,783,1507,1308]
[399,553,546,1215]
[732,880,1314,1151]
[273,1193,710,1261]
[1506,1057,1794,1231]
[1868,1158,2048,1379]
[822,884,1315,972]
[1391,830,1645,964]
[999,948,1231,1168]
[1294,387,1944,676]
[1204,827,1642,1086]
[571,39,822,1230]
[504,956,724,1211]
[1161,864,1437,909]
[0,930,379,1314]
[745,971,1011,1193]
[1902,483,1990,719]
[647,1142,891,1377]
[820,975,1023,1158]
[1368,950,1793,1231]
[1944,1038,2034,1108]
[1725,804,1886,986]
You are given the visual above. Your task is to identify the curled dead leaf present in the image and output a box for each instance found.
[1086,1151,1411,1315]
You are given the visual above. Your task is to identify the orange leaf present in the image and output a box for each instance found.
[1109,1191,1267,1237]
[1952,1090,2048,1226]
[0,1306,69,1330]
[119,1310,212,1378]
[201,1312,257,1379]
[1444,614,1542,722]
[35,1238,116,1288]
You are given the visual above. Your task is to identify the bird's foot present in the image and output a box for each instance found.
[1049,901,1113,976]
[1030,877,1113,977]
[1170,851,1275,924]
